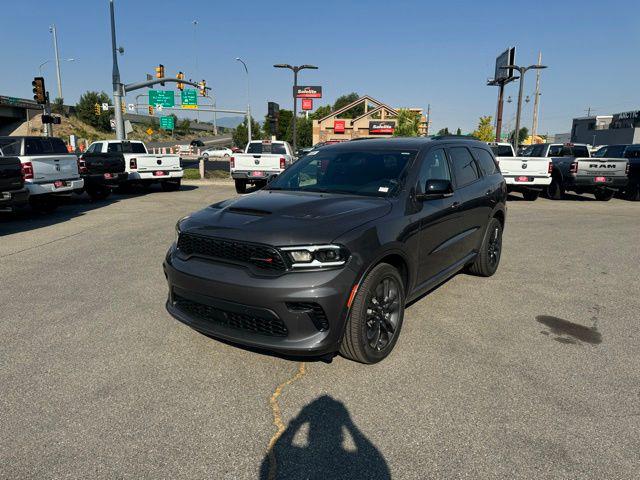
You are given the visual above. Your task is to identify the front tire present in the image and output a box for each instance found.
[468,217,503,277]
[522,190,540,201]
[339,263,405,364]
[235,179,247,194]
[594,189,614,201]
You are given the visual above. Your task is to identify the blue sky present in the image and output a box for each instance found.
[1,0,639,134]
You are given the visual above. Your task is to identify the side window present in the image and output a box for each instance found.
[472,148,498,176]
[448,147,479,188]
[416,148,451,193]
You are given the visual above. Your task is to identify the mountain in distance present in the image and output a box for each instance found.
[214,116,245,128]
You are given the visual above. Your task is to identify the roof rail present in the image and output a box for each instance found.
[430,135,479,141]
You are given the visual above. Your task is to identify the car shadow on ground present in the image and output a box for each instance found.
[259,395,390,480]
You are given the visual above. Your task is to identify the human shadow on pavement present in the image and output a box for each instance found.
[260,395,390,480]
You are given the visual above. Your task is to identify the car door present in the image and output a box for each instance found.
[414,147,468,285]
[445,145,486,258]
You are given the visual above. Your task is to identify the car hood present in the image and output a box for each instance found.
[179,190,391,246]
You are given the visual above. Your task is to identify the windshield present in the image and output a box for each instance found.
[267,148,416,197]
[489,145,514,157]
[247,142,287,154]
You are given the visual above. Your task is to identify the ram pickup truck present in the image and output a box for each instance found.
[592,144,640,200]
[0,136,83,213]
[0,151,29,212]
[77,144,129,201]
[520,143,628,201]
[230,140,294,193]
[85,140,182,191]
[488,142,551,200]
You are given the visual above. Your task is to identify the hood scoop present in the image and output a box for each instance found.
[226,207,272,216]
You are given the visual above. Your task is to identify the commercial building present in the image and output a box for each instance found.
[312,95,427,145]
[571,110,640,146]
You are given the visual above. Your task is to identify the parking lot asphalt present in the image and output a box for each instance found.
[1,184,639,479]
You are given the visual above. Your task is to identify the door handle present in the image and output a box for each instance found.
[451,201,460,209]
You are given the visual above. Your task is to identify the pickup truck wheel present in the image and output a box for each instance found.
[468,217,502,277]
[546,177,564,200]
[235,179,247,194]
[522,190,540,201]
[161,180,181,192]
[594,189,614,201]
[86,186,111,201]
[29,195,58,214]
[625,182,640,201]
[339,263,405,364]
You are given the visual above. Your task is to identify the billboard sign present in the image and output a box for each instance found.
[294,86,322,98]
[369,121,395,134]
[334,120,345,133]
[494,47,516,83]
[301,98,313,110]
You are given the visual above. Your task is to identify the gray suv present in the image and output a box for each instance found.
[164,137,507,363]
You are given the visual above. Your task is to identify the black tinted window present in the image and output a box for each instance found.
[625,146,640,159]
[0,139,21,155]
[417,148,450,193]
[247,142,286,154]
[572,145,589,157]
[604,145,626,158]
[548,145,563,156]
[25,138,43,155]
[448,147,479,187]
[107,143,122,153]
[521,144,545,157]
[128,143,147,153]
[489,145,514,157]
[473,148,499,175]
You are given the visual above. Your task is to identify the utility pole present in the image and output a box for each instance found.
[109,0,125,140]
[425,104,431,136]
[236,58,251,142]
[585,107,595,117]
[49,25,63,100]
[531,51,542,140]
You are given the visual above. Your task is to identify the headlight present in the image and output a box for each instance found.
[280,245,349,269]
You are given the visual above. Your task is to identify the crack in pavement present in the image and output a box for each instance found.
[0,230,85,258]
[265,362,307,480]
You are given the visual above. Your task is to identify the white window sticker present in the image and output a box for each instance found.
[378,186,389,193]
[307,150,318,155]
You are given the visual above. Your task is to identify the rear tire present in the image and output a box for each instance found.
[546,176,564,200]
[86,186,111,201]
[235,179,247,194]
[625,182,640,201]
[522,190,540,201]
[339,263,405,364]
[468,217,503,277]
[594,189,614,201]
[161,179,181,192]
[29,195,58,214]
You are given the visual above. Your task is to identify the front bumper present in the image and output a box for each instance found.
[0,187,29,211]
[163,249,359,356]
[26,178,84,196]
[128,170,183,181]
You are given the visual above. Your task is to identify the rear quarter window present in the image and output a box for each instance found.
[473,148,499,176]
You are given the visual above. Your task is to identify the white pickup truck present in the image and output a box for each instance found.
[86,140,183,191]
[488,142,552,201]
[230,140,294,193]
[0,136,83,213]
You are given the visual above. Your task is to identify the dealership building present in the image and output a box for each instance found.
[312,95,427,145]
[571,110,640,146]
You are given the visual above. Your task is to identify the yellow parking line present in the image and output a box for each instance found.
[265,362,307,480]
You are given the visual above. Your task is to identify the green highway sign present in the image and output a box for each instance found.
[181,89,198,109]
[148,90,175,107]
[160,116,175,130]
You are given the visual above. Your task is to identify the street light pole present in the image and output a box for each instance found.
[501,63,547,151]
[49,25,63,100]
[273,63,318,153]
[109,0,125,140]
[236,58,251,142]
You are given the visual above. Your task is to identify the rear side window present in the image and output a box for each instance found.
[473,148,499,176]
[448,147,479,187]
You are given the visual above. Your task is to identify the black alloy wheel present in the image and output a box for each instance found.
[365,277,401,352]
[468,217,503,277]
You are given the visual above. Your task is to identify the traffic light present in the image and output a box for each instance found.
[32,77,46,104]
[199,80,207,97]
[94,103,101,116]
[121,102,126,113]
[155,64,165,86]
[148,105,154,116]
[177,71,185,91]
[267,102,280,136]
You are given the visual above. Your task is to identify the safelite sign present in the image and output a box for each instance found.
[334,120,345,133]
[369,121,395,134]
[294,86,322,98]
[301,98,313,110]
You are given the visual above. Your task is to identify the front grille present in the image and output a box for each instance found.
[286,302,330,332]
[177,233,288,271]
[174,294,288,337]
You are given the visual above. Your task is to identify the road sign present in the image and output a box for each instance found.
[148,90,175,107]
[102,103,109,111]
[160,116,175,130]
[181,89,198,109]
[127,103,135,111]
[146,128,154,135]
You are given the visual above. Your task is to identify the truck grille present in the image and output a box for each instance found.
[177,233,288,271]
[174,293,288,337]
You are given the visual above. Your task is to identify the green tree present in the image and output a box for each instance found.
[471,116,494,142]
[233,116,262,148]
[436,127,450,136]
[51,97,64,115]
[509,126,529,144]
[456,127,462,135]
[333,92,364,118]
[310,104,332,120]
[393,109,420,137]
[76,91,112,131]
[295,116,313,148]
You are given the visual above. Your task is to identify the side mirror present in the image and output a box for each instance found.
[416,179,454,200]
